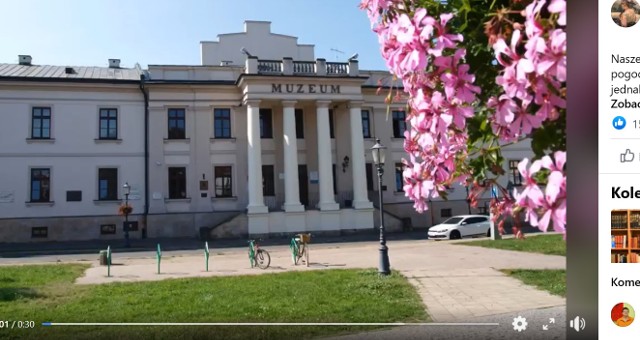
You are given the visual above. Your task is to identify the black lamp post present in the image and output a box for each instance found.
[123,182,131,248]
[371,138,390,275]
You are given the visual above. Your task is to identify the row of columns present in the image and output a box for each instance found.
[245,99,372,214]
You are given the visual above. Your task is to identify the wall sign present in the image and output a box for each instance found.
[200,180,209,191]
[272,84,340,94]
[0,190,14,203]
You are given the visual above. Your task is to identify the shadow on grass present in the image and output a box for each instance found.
[0,287,42,302]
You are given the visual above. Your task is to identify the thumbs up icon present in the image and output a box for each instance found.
[621,149,635,163]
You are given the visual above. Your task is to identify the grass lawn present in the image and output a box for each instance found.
[457,234,566,256]
[0,264,427,340]
[501,269,566,297]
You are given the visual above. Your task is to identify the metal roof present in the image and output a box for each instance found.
[360,70,403,88]
[0,63,143,81]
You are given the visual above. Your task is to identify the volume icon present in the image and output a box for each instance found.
[569,316,585,332]
[613,116,626,130]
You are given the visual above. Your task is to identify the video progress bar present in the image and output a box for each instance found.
[42,322,500,326]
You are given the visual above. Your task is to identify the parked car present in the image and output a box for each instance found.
[427,215,491,240]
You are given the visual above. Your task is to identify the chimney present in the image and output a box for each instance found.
[18,55,32,66]
[108,59,121,68]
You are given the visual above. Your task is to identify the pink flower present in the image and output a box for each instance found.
[537,29,566,82]
[548,0,566,26]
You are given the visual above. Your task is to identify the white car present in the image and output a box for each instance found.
[427,215,491,240]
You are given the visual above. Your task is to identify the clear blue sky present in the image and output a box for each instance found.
[0,0,387,70]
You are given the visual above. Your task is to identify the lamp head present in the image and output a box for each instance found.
[370,138,387,166]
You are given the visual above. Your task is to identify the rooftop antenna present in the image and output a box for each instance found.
[330,48,344,61]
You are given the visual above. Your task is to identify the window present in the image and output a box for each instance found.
[168,109,186,139]
[98,168,118,200]
[214,108,231,138]
[259,109,273,138]
[366,163,374,191]
[440,208,453,218]
[465,217,486,225]
[332,164,337,194]
[31,107,51,139]
[361,110,371,138]
[395,163,404,192]
[509,160,523,186]
[99,108,118,140]
[262,165,275,196]
[214,166,232,197]
[168,167,187,199]
[295,109,304,139]
[392,110,407,138]
[329,109,335,138]
[30,168,50,202]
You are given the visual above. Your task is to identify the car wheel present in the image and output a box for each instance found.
[449,230,461,240]
[486,228,491,237]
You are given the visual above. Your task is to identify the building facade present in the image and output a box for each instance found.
[0,21,533,243]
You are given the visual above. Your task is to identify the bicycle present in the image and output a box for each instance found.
[290,233,311,267]
[248,239,271,269]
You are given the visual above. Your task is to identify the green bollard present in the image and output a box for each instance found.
[106,246,112,277]
[156,244,162,274]
[205,242,210,272]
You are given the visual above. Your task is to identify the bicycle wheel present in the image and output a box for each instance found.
[256,249,271,269]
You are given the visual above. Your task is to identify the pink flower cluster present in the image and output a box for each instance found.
[361,2,480,212]
[513,151,566,234]
[489,0,566,142]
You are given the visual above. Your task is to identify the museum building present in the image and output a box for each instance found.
[0,21,532,243]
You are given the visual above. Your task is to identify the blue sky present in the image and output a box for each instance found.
[0,0,387,70]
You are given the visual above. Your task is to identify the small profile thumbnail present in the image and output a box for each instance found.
[612,302,635,327]
[612,0,640,27]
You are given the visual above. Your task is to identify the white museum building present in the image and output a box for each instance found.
[0,21,533,243]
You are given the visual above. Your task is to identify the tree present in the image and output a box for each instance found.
[360,0,566,237]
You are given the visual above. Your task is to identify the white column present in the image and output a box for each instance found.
[246,99,268,214]
[282,100,304,212]
[349,101,373,209]
[316,100,339,211]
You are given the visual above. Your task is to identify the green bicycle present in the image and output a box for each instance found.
[290,233,311,267]
[248,239,270,269]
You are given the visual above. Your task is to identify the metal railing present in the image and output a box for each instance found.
[326,62,348,75]
[293,61,316,74]
[257,60,282,74]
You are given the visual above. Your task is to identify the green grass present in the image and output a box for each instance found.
[502,269,566,297]
[0,264,427,340]
[457,234,566,256]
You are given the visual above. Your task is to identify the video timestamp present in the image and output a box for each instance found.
[0,320,36,329]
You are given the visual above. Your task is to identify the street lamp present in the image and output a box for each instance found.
[123,182,131,248]
[371,138,390,275]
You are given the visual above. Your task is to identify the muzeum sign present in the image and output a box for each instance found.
[271,84,341,94]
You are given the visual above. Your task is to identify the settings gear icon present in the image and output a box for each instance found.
[512,315,528,332]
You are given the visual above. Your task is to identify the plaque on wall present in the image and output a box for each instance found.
[100,224,116,235]
[199,180,209,191]
[123,221,139,232]
[66,191,82,202]
[31,226,48,238]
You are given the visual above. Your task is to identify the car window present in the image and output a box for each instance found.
[465,217,485,224]
[442,217,463,224]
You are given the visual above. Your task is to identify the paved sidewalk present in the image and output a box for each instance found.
[70,237,565,323]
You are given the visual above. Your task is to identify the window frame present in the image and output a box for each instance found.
[329,109,335,139]
[262,165,275,197]
[31,107,52,139]
[168,108,186,140]
[259,108,273,139]
[168,167,187,199]
[98,108,118,140]
[214,108,232,139]
[30,168,51,203]
[295,109,304,139]
[214,166,233,198]
[509,160,523,186]
[392,110,407,138]
[395,163,405,192]
[440,208,453,218]
[361,109,371,138]
[97,168,118,201]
